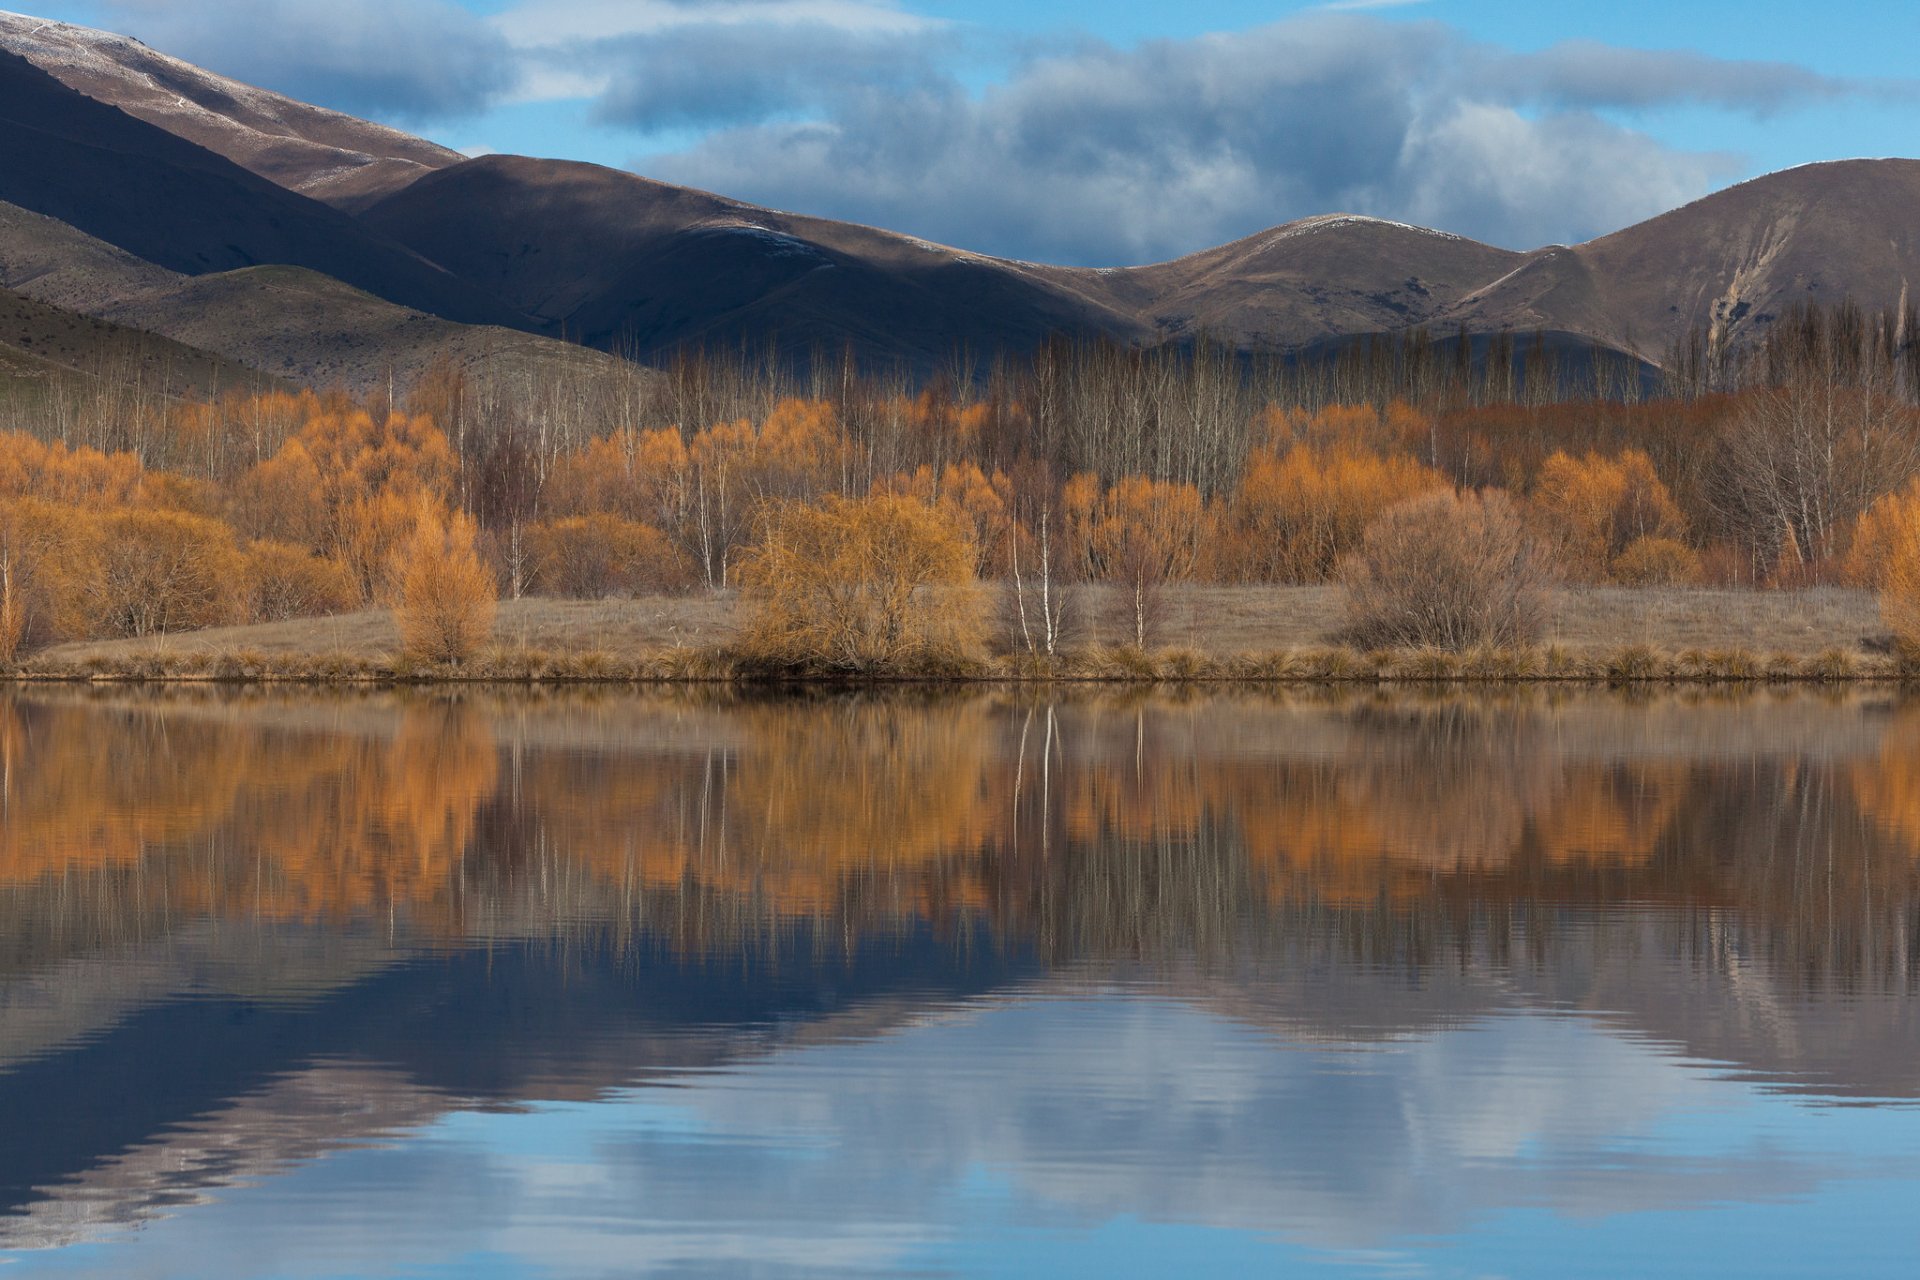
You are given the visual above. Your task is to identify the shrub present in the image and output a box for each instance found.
[527,514,693,598]
[0,498,103,659]
[1610,536,1702,586]
[92,508,244,638]
[1340,489,1552,651]
[737,493,986,674]
[244,541,357,623]
[390,505,497,664]
[1852,482,1920,656]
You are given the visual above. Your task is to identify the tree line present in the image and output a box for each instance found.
[5,299,1920,663]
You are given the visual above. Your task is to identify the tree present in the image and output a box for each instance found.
[1341,489,1552,650]
[1074,476,1203,647]
[528,514,693,598]
[91,509,245,638]
[390,504,497,664]
[0,499,102,660]
[738,493,985,673]
[1210,444,1446,583]
[1532,449,1688,581]
[244,541,358,623]
[1850,480,1920,655]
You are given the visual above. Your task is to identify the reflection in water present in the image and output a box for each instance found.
[1,687,1918,1276]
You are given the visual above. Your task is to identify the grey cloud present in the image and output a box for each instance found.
[1488,40,1884,115]
[96,0,517,121]
[636,16,1751,262]
[582,22,955,129]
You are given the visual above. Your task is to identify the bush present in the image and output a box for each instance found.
[0,498,103,659]
[244,541,357,622]
[1610,536,1702,586]
[527,514,693,598]
[390,505,497,664]
[1340,489,1552,651]
[737,493,986,674]
[93,508,244,638]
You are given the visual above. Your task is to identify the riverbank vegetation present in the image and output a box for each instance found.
[3,301,1920,678]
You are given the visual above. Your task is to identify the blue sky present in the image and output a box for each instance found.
[21,1,1920,263]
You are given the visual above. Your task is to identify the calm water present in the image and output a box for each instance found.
[1,687,1919,1278]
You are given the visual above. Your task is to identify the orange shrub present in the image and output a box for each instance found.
[1531,449,1688,582]
[1851,482,1920,655]
[738,493,985,673]
[0,498,104,658]
[390,505,497,664]
[528,515,693,598]
[243,541,358,623]
[92,509,245,638]
[1610,536,1702,587]
[1209,444,1447,583]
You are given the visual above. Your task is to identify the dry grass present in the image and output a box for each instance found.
[15,584,1896,682]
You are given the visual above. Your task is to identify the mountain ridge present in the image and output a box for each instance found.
[1,10,1917,374]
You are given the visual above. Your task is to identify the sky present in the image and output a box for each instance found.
[20,0,1920,265]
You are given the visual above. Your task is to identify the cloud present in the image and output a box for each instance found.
[95,0,516,121]
[1488,40,1899,115]
[578,22,956,129]
[68,4,1912,263]
[635,16,1757,261]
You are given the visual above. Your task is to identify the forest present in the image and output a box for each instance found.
[4,302,1920,671]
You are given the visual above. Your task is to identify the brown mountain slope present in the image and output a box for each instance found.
[0,11,462,211]
[5,12,1917,370]
[0,46,524,330]
[0,283,266,400]
[358,155,1147,364]
[1050,215,1530,348]
[0,201,628,395]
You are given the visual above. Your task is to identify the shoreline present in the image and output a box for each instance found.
[5,641,1908,685]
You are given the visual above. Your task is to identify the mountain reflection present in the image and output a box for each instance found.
[2,686,1919,1262]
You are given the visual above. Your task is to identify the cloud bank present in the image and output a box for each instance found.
[83,2,1910,262]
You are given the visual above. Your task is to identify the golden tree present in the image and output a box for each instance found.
[92,509,244,638]
[738,493,985,674]
[1531,449,1688,581]
[1851,480,1920,656]
[1210,444,1446,583]
[390,503,497,664]
[528,514,693,598]
[243,540,358,623]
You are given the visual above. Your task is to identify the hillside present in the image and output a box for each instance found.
[0,200,630,395]
[0,283,266,402]
[3,11,1918,371]
[0,11,462,211]
[358,155,1146,364]
[0,45,522,329]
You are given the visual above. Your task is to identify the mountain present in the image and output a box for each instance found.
[3,10,1917,374]
[0,200,627,395]
[0,11,462,211]
[362,154,1920,369]
[357,155,1146,364]
[0,282,266,404]
[1447,159,1920,355]
[0,43,523,329]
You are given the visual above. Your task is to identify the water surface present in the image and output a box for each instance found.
[1,686,1918,1277]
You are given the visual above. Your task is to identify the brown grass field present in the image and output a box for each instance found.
[27,584,1887,676]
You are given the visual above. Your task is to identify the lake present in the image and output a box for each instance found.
[0,685,1917,1278]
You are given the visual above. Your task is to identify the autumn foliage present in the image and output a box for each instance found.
[6,306,1920,666]
[391,504,498,664]
[738,493,986,674]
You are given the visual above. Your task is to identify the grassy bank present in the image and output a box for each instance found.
[9,585,1907,684]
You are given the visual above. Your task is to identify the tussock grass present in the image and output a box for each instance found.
[3,584,1903,685]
